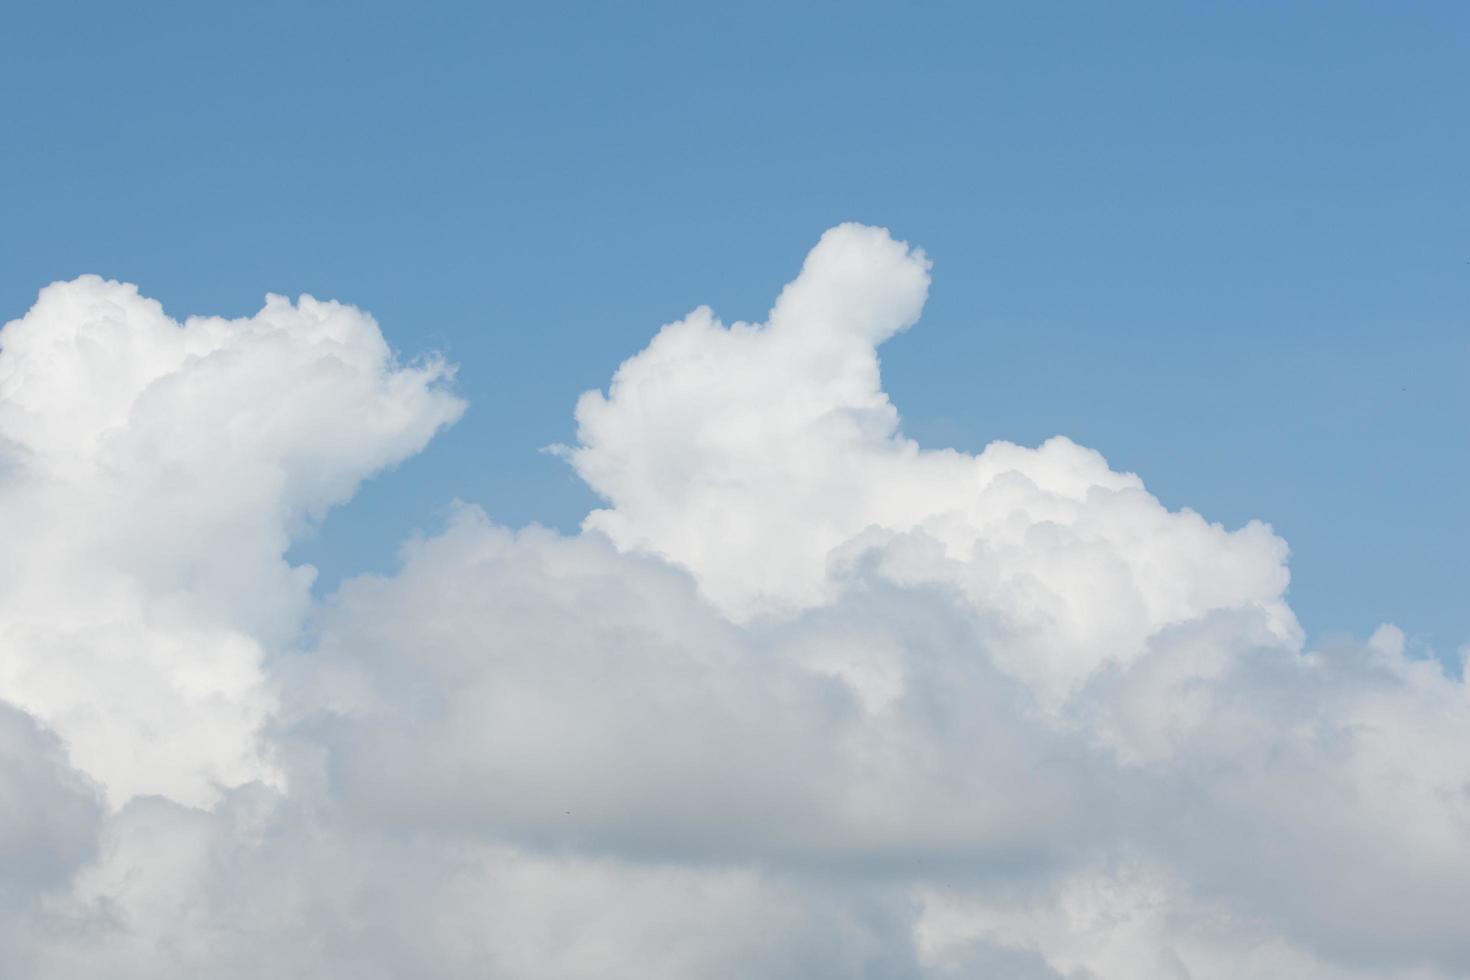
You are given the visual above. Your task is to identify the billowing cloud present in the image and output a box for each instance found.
[1,228,1467,978]
[0,278,464,804]
[563,224,1298,704]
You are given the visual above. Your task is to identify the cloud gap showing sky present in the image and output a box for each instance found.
[0,225,1467,978]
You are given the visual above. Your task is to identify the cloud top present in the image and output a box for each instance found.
[0,276,463,805]
[567,224,1297,702]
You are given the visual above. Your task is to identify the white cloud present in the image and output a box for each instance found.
[564,223,1299,704]
[0,277,464,805]
[2,230,1469,977]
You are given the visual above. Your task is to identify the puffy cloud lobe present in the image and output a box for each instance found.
[565,223,1299,704]
[293,508,1118,874]
[3,230,1470,978]
[0,277,464,805]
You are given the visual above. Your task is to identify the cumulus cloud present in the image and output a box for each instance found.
[1,228,1468,978]
[564,224,1298,704]
[0,278,464,804]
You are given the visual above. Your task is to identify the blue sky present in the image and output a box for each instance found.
[3,1,1466,653]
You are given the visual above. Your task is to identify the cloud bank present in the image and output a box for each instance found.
[1,227,1467,978]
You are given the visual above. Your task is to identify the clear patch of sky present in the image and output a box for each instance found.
[2,1,1466,654]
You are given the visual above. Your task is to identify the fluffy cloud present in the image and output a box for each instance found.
[564,224,1298,704]
[2,229,1468,978]
[0,278,464,804]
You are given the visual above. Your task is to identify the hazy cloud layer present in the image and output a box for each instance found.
[1,228,1467,977]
